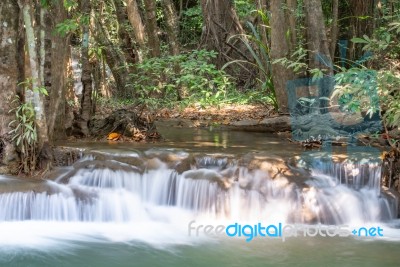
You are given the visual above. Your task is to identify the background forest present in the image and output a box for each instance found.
[0,0,399,174]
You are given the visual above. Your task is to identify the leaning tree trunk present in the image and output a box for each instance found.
[95,19,129,96]
[19,0,52,165]
[78,0,93,136]
[113,0,137,66]
[200,0,246,69]
[143,0,161,57]
[125,0,146,59]
[270,0,296,113]
[0,0,19,169]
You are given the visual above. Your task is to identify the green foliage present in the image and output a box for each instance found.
[350,10,400,59]
[272,46,331,83]
[332,11,400,150]
[179,5,203,47]
[234,0,256,21]
[18,78,49,96]
[127,50,234,109]
[63,0,78,11]
[8,79,51,174]
[55,18,80,37]
[223,9,277,109]
[333,67,400,151]
[333,68,380,116]
[8,96,37,174]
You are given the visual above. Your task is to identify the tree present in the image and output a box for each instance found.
[0,0,20,169]
[143,0,161,57]
[77,0,93,136]
[161,0,180,57]
[330,0,339,60]
[270,0,296,113]
[96,19,130,96]
[348,0,374,60]
[199,0,245,68]
[304,0,333,113]
[18,0,52,165]
[113,0,137,67]
[48,0,71,141]
[304,0,332,74]
[161,0,186,99]
[126,0,146,60]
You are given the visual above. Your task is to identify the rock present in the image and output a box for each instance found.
[155,118,198,128]
[89,109,160,140]
[231,120,260,127]
[182,169,232,189]
[259,116,291,132]
[52,146,84,167]
[239,153,294,180]
[0,166,9,175]
[307,125,339,137]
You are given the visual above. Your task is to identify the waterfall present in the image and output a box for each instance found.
[0,153,397,225]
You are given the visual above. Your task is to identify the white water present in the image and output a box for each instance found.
[0,154,398,249]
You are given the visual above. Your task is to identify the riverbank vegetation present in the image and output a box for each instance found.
[0,0,399,176]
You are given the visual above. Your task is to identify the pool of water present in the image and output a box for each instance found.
[1,231,400,267]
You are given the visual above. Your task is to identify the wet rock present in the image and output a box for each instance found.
[155,118,199,128]
[231,119,260,127]
[259,116,292,132]
[240,153,294,179]
[52,146,84,167]
[145,158,167,170]
[0,177,60,194]
[87,151,145,170]
[182,169,233,189]
[89,109,160,139]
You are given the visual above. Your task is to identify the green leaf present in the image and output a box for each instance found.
[351,37,369,44]
[16,136,21,146]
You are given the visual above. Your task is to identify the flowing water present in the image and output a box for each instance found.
[0,128,399,266]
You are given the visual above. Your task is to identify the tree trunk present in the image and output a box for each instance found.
[270,0,295,113]
[113,0,137,66]
[348,0,374,60]
[143,0,161,57]
[304,0,333,114]
[304,0,333,75]
[19,0,51,162]
[48,1,70,141]
[95,19,129,96]
[161,0,180,56]
[126,0,146,58]
[78,0,93,136]
[330,0,339,60]
[287,0,297,53]
[0,0,19,168]
[161,0,186,99]
[200,0,246,68]
[38,7,45,86]
[255,0,268,48]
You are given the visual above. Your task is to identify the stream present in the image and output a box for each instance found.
[0,128,399,266]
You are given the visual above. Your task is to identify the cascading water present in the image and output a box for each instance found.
[0,151,397,226]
